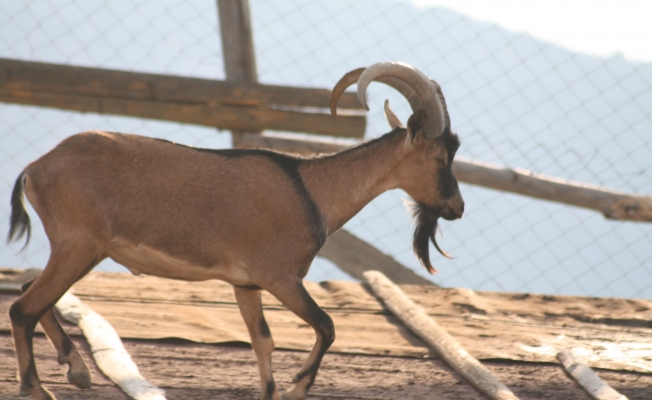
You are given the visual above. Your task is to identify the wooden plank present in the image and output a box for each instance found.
[0,58,362,109]
[62,272,383,313]
[364,270,520,400]
[0,87,364,138]
[0,58,365,138]
[0,268,41,294]
[453,157,652,223]
[557,349,628,400]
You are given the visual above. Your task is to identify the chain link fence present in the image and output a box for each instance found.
[1,0,651,299]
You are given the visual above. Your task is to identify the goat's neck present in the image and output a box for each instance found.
[301,130,406,234]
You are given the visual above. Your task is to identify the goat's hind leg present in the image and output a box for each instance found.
[20,277,92,390]
[234,287,282,400]
[10,245,101,400]
[266,280,335,400]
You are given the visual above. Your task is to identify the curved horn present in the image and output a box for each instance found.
[357,62,446,138]
[330,68,366,117]
[330,68,423,117]
[432,80,450,130]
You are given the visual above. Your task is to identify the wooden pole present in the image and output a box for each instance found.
[364,270,520,400]
[217,0,260,147]
[557,349,628,400]
[56,292,166,400]
[452,157,652,222]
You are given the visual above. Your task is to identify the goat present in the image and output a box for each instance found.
[7,61,464,400]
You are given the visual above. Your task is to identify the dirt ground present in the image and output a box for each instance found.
[1,333,651,400]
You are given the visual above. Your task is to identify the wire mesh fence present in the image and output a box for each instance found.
[1,0,651,299]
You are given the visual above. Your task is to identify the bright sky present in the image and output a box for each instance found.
[411,0,652,62]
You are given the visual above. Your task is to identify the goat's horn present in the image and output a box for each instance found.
[432,80,450,130]
[330,68,366,117]
[357,62,446,138]
[330,68,423,117]
[383,100,404,129]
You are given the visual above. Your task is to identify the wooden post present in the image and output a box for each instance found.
[217,0,259,147]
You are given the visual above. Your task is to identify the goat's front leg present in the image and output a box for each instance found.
[234,287,282,400]
[267,280,335,400]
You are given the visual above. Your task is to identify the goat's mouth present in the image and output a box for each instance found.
[410,202,453,274]
[440,207,461,221]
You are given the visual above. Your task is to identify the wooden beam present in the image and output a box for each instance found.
[217,0,259,146]
[0,268,41,294]
[453,157,652,223]
[0,58,365,138]
[238,134,652,223]
[217,0,257,83]
[0,58,363,109]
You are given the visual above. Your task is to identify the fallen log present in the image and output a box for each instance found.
[364,270,519,400]
[557,349,628,400]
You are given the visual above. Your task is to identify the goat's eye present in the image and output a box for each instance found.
[435,158,446,167]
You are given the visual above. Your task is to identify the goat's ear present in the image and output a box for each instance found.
[406,109,427,144]
[384,100,404,130]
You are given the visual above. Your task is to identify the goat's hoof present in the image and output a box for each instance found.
[67,366,92,390]
[20,384,57,400]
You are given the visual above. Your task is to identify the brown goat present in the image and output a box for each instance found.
[7,62,464,400]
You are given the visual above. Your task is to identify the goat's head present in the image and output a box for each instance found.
[331,62,464,273]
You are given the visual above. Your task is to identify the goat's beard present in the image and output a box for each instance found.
[410,202,452,274]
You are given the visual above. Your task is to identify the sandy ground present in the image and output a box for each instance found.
[1,333,651,400]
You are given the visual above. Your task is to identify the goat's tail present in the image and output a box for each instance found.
[7,172,31,250]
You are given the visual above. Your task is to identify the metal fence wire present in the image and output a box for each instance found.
[1,0,651,299]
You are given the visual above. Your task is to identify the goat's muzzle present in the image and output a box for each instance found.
[441,197,464,221]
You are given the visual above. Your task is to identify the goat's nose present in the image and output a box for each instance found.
[451,199,464,219]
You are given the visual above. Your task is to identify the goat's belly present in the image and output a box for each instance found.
[105,240,253,286]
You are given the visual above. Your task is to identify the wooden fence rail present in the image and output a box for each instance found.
[0,58,365,138]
